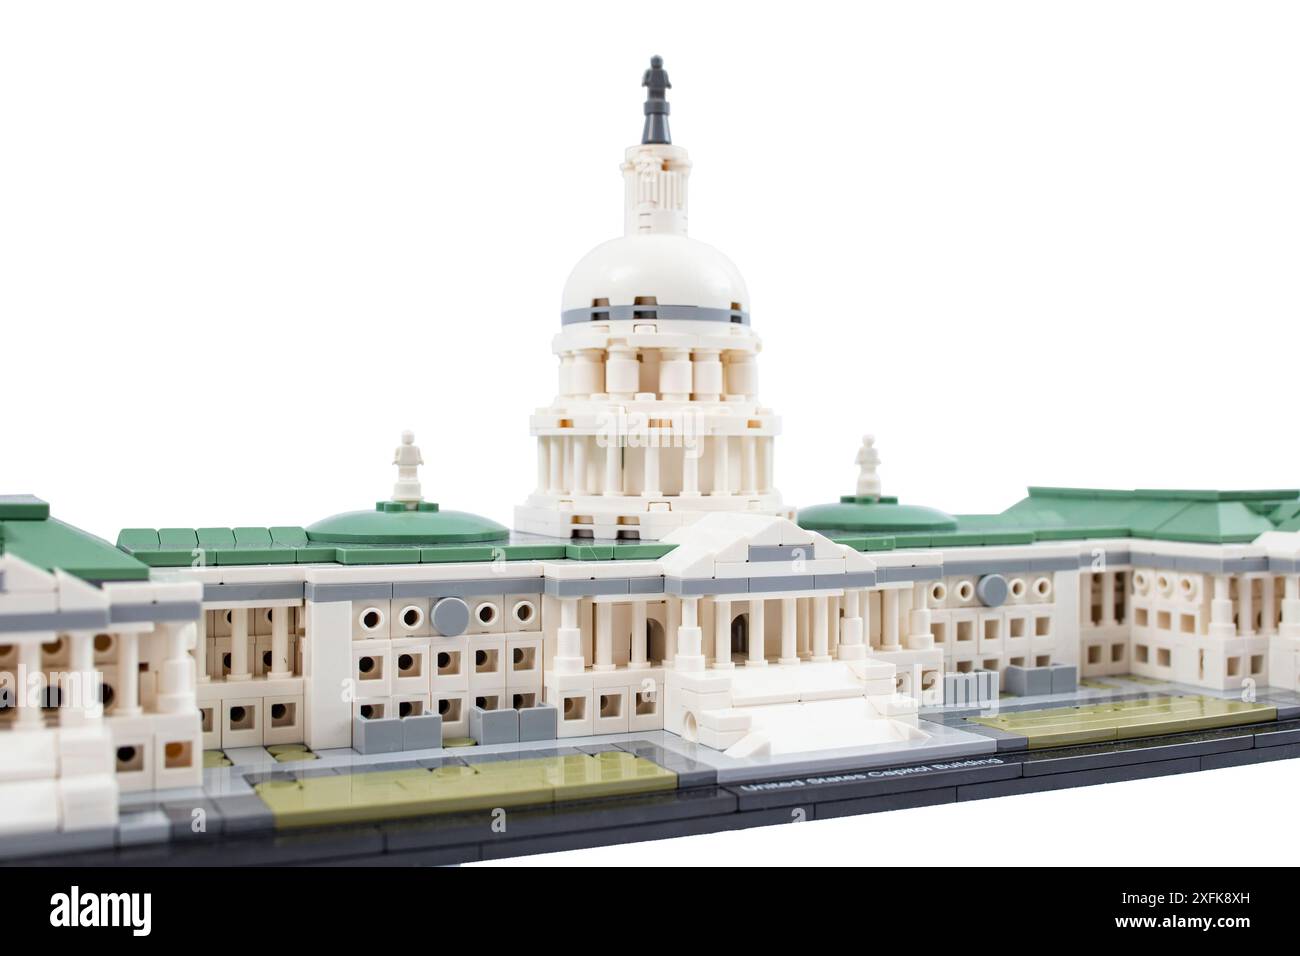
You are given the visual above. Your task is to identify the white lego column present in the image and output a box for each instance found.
[195,609,208,683]
[537,439,550,494]
[16,638,44,729]
[661,348,691,402]
[741,438,758,495]
[61,631,99,726]
[644,441,662,497]
[882,588,901,651]
[595,603,615,671]
[811,597,831,662]
[675,597,705,672]
[555,598,586,674]
[779,597,798,665]
[713,598,733,669]
[155,621,197,714]
[603,441,621,495]
[681,446,700,497]
[1208,574,1235,639]
[839,589,866,661]
[1280,576,1300,639]
[269,605,292,678]
[228,607,251,681]
[747,598,766,666]
[630,601,648,668]
[1239,577,1255,636]
[116,631,142,717]
[1261,577,1277,635]
[572,436,589,495]
[907,582,935,650]
[711,433,729,493]
[1100,572,1116,627]
[607,345,638,400]
[665,598,681,663]
[548,436,563,494]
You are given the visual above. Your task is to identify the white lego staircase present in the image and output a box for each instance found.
[666,658,925,758]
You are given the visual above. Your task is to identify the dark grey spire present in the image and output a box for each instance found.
[641,55,672,145]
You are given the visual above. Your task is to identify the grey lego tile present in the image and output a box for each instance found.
[203,581,304,602]
[160,797,225,841]
[1200,742,1300,771]
[957,755,1202,802]
[1049,664,1077,694]
[116,809,172,847]
[746,574,818,593]
[210,793,275,834]
[878,566,942,583]
[575,742,625,755]
[664,577,722,596]
[402,713,443,750]
[0,825,116,861]
[1004,664,1052,697]
[0,609,110,633]
[1018,727,1255,777]
[545,577,630,597]
[726,753,1021,811]
[627,577,665,594]
[814,786,957,821]
[304,582,394,602]
[955,721,1030,752]
[747,545,810,563]
[109,601,202,624]
[353,716,404,754]
[392,577,541,599]
[518,703,558,742]
[469,705,519,745]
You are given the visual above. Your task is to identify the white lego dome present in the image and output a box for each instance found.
[561,232,750,314]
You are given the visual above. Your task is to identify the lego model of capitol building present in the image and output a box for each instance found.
[5,57,1300,840]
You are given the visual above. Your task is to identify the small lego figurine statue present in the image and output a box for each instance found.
[642,55,672,145]
[856,435,881,500]
[392,430,424,504]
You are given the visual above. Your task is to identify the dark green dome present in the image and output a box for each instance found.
[307,500,509,545]
[798,495,958,534]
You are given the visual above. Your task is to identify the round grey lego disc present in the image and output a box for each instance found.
[976,574,1009,607]
[432,597,470,637]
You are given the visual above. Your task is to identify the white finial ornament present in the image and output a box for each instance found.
[392,430,424,504]
[855,435,881,500]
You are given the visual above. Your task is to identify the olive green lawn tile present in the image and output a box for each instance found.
[254,754,676,829]
[970,695,1276,750]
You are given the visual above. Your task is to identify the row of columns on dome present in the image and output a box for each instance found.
[536,433,776,498]
[549,584,935,674]
[557,346,758,401]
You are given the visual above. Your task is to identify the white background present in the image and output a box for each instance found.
[2,1,1298,866]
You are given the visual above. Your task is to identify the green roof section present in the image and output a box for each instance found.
[117,524,677,568]
[7,514,150,582]
[798,496,959,536]
[1001,487,1297,544]
[0,494,51,521]
[824,486,1300,553]
[306,500,510,546]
